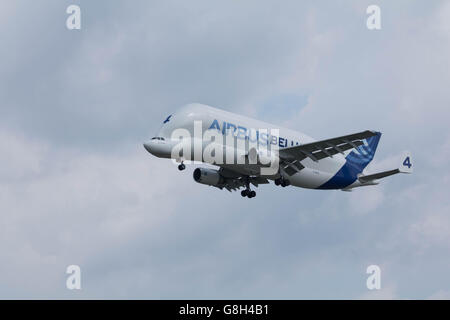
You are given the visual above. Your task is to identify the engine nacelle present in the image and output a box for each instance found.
[193,168,223,187]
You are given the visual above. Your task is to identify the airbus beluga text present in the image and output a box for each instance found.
[143,103,412,198]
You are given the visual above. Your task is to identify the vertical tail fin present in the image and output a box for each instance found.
[345,132,382,172]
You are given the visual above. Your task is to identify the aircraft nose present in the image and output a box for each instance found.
[143,142,152,153]
[143,139,171,158]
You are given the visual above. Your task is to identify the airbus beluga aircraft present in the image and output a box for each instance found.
[143,103,412,198]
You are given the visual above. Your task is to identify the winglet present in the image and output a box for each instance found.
[399,152,413,174]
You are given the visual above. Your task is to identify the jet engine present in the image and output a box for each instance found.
[193,168,223,187]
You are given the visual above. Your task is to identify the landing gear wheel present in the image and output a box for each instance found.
[178,163,186,171]
[277,177,290,187]
[242,176,256,198]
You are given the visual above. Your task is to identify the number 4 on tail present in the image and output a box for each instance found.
[399,153,413,174]
[403,156,412,169]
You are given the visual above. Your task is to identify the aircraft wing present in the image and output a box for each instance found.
[213,168,270,192]
[221,176,270,192]
[279,130,378,162]
[278,130,378,176]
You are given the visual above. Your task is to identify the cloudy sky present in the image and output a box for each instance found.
[1,0,450,299]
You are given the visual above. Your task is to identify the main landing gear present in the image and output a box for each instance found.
[241,177,256,198]
[241,189,256,198]
[178,161,186,171]
[274,177,291,187]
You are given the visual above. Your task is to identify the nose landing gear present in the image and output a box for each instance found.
[178,161,186,171]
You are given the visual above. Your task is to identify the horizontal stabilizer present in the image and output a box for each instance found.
[358,152,413,183]
[358,169,400,183]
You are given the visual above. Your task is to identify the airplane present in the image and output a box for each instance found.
[143,103,412,198]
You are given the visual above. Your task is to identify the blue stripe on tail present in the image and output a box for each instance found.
[317,132,382,190]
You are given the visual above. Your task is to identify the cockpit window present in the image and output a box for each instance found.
[151,137,165,141]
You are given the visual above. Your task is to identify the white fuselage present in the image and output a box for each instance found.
[144,103,363,190]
